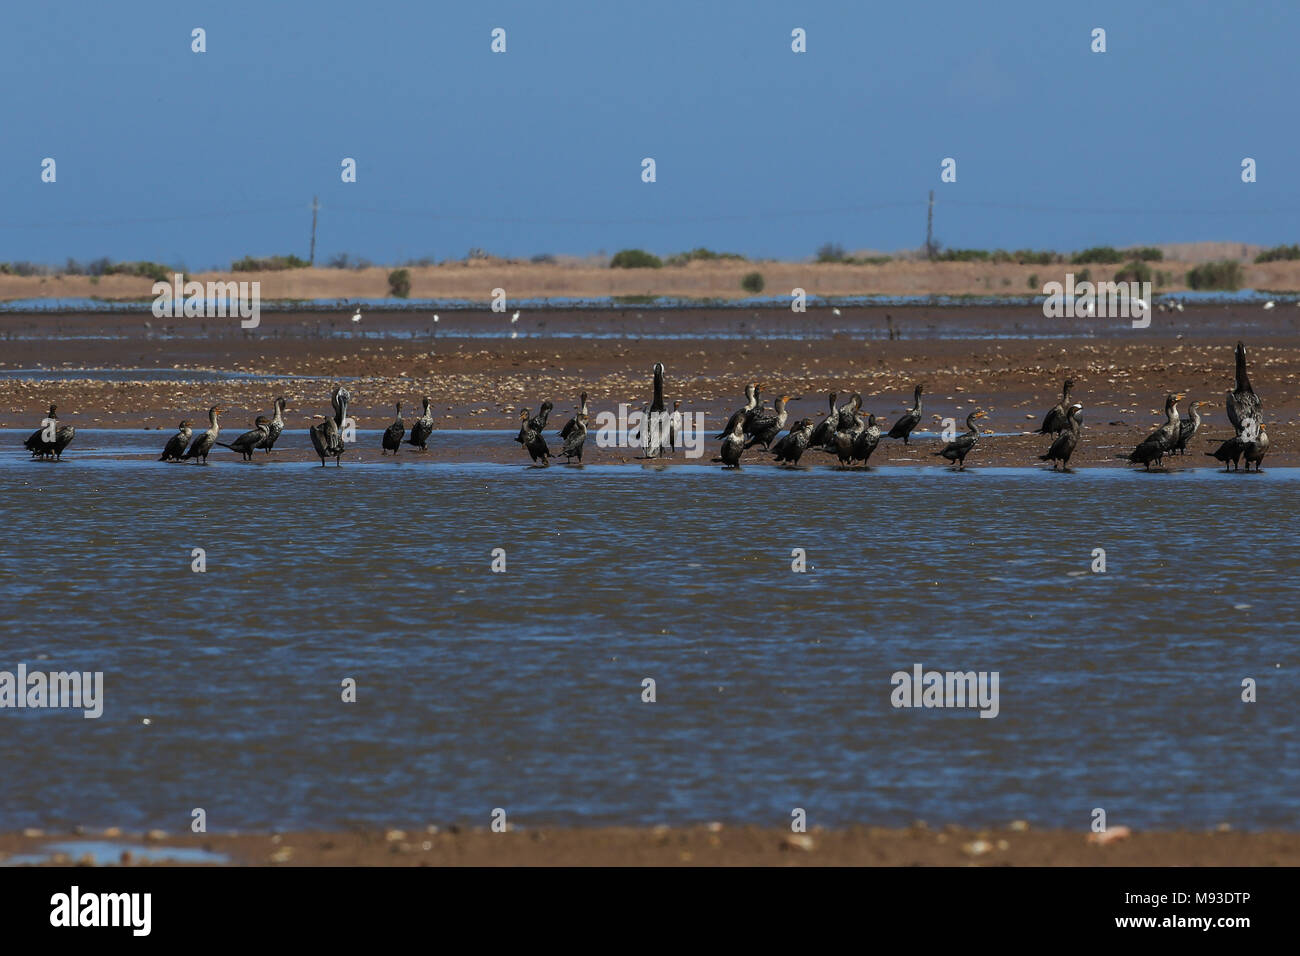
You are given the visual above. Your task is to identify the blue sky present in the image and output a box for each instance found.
[2,1,1297,267]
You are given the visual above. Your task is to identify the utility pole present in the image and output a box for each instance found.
[309,196,319,266]
[925,191,935,260]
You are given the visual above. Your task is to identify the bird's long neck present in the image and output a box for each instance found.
[653,370,663,404]
[1236,348,1251,392]
[913,388,922,413]
[966,414,979,433]
[579,395,588,416]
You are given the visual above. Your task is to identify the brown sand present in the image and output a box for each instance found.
[4,256,1300,301]
[2,305,1295,468]
[1,825,1295,866]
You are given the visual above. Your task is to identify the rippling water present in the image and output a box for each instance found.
[1,446,1296,832]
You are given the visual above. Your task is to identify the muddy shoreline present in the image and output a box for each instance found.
[1,825,1295,867]
[2,305,1294,468]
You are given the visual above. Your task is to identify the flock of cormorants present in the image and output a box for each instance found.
[18,341,1270,472]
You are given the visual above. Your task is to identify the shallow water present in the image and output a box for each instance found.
[0,451,1296,832]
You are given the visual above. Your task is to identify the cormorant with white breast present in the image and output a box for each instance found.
[183,406,222,463]
[309,387,348,467]
[406,395,434,451]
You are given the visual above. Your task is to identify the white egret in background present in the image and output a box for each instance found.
[511,311,520,324]
[352,308,362,323]
[1263,300,1276,310]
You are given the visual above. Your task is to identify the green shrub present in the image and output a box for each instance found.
[1027,273,1039,290]
[816,242,847,263]
[1072,246,1125,265]
[1114,260,1153,284]
[665,247,747,266]
[103,261,173,282]
[1126,247,1163,262]
[609,249,663,269]
[938,248,992,262]
[1255,244,1300,263]
[1187,261,1243,290]
[740,271,765,294]
[387,268,412,298]
[231,254,310,272]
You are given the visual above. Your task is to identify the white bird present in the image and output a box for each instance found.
[511,311,520,324]
[1263,300,1276,310]
[351,308,362,323]
[1175,301,1185,312]
[433,314,439,323]
[832,308,841,316]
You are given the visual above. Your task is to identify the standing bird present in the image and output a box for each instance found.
[351,308,362,323]
[1035,379,1075,436]
[744,395,790,450]
[852,413,883,464]
[258,396,287,453]
[1117,393,1183,470]
[771,419,814,465]
[183,406,222,463]
[558,412,588,463]
[1038,403,1083,470]
[1243,422,1270,472]
[406,395,434,451]
[1225,341,1262,435]
[23,404,58,458]
[668,400,683,455]
[381,402,405,455]
[717,383,756,439]
[644,362,667,458]
[742,384,767,436]
[808,392,839,449]
[1206,434,1246,471]
[934,408,987,469]
[517,409,551,465]
[309,387,349,467]
[1171,400,1209,455]
[218,419,270,461]
[23,403,75,459]
[887,384,925,444]
[159,420,193,461]
[714,415,745,468]
[558,391,589,441]
[528,400,554,434]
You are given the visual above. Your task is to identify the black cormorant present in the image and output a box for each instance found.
[1206,434,1245,471]
[717,384,756,439]
[1036,378,1075,436]
[381,402,405,454]
[159,420,192,461]
[744,394,790,450]
[771,418,814,465]
[1117,392,1183,470]
[714,415,745,468]
[887,384,924,443]
[1244,422,1270,472]
[1038,403,1083,470]
[406,395,434,451]
[309,387,348,467]
[558,391,589,440]
[559,412,588,463]
[934,408,986,469]
[218,420,270,461]
[257,396,286,452]
[808,392,838,449]
[853,413,882,464]
[183,406,222,463]
[517,409,552,465]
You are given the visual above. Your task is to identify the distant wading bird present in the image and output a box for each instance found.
[309,387,349,467]
[381,402,405,455]
[183,406,222,463]
[1038,403,1083,470]
[934,408,986,469]
[406,395,434,451]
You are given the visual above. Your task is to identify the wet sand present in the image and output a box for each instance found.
[2,305,1295,468]
[2,825,1295,866]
